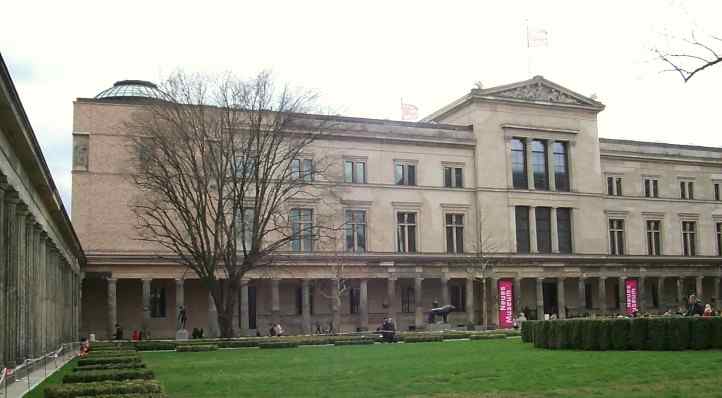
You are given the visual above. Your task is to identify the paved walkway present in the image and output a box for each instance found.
[1,352,75,398]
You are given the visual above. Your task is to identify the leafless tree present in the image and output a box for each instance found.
[316,233,352,334]
[656,31,722,82]
[128,71,335,337]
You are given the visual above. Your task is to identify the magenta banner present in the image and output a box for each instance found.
[625,279,638,315]
[498,279,514,329]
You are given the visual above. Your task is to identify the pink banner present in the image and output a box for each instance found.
[498,279,514,329]
[625,279,638,315]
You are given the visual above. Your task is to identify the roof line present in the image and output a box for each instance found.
[600,137,722,153]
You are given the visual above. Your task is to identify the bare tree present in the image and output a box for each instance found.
[656,31,722,82]
[128,71,334,337]
[316,233,352,334]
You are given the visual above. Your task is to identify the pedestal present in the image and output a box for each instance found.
[175,329,189,340]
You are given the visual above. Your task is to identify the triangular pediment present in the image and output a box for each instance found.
[476,76,603,109]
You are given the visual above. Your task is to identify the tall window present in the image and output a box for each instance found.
[445,214,464,253]
[291,158,313,182]
[397,212,417,253]
[646,220,661,256]
[557,208,572,254]
[716,223,722,256]
[344,160,366,184]
[345,210,367,252]
[350,287,360,314]
[535,207,552,253]
[715,183,720,201]
[236,207,255,251]
[682,221,696,256]
[553,142,569,192]
[644,178,659,198]
[290,209,313,252]
[450,285,466,311]
[511,138,528,189]
[395,162,416,186]
[680,181,694,199]
[515,206,530,254]
[609,219,625,255]
[444,167,463,188]
[531,140,548,190]
[401,287,415,313]
[607,176,623,196]
[150,286,166,318]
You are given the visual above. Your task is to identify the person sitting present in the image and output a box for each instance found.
[703,304,713,317]
[380,317,396,343]
[79,338,91,357]
[113,324,123,340]
[274,323,285,337]
[269,324,277,337]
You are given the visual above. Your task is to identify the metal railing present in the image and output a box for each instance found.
[1,342,80,396]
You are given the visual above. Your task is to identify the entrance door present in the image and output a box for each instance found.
[543,283,558,316]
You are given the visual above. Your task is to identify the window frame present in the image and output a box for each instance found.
[344,209,367,253]
[394,160,418,186]
[515,206,531,254]
[606,175,623,196]
[552,141,570,192]
[643,177,659,198]
[443,166,464,188]
[344,159,367,184]
[531,139,549,190]
[445,213,464,254]
[679,180,695,200]
[450,284,466,312]
[645,219,662,256]
[290,208,314,252]
[681,220,697,256]
[510,138,528,189]
[535,207,552,254]
[401,286,415,313]
[556,207,573,254]
[150,285,167,319]
[396,211,418,253]
[608,218,626,255]
[716,222,722,256]
[291,157,314,182]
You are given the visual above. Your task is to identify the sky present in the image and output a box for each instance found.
[2,0,721,210]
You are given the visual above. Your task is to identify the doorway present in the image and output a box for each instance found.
[543,282,558,316]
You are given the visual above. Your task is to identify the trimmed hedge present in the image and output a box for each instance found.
[523,317,722,351]
[135,342,177,351]
[333,339,375,346]
[75,363,147,372]
[442,332,471,340]
[77,395,168,398]
[44,380,163,398]
[87,351,139,358]
[469,333,507,340]
[259,342,298,349]
[176,344,218,352]
[402,335,443,343]
[217,340,260,349]
[78,357,142,366]
[63,369,155,384]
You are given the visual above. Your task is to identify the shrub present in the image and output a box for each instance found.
[63,369,155,383]
[259,342,298,349]
[217,340,260,349]
[712,317,722,349]
[597,320,612,351]
[690,318,714,350]
[402,335,443,343]
[668,317,691,350]
[581,320,599,350]
[87,351,139,358]
[334,339,375,346]
[442,332,471,340]
[521,321,534,343]
[78,357,142,366]
[135,342,176,351]
[610,319,630,350]
[469,333,506,340]
[176,344,217,352]
[74,363,146,372]
[44,380,163,398]
[628,318,648,350]
[76,395,168,398]
[645,318,668,351]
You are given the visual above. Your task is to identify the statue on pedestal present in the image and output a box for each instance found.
[176,306,189,340]
[428,304,456,324]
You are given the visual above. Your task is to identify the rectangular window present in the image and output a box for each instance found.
[443,167,463,188]
[445,214,464,253]
[290,208,313,252]
[715,183,720,201]
[450,285,466,312]
[344,160,366,184]
[535,207,552,253]
[646,220,661,256]
[717,223,722,256]
[236,207,255,251]
[150,286,166,318]
[401,287,415,313]
[395,162,416,186]
[350,287,360,314]
[682,221,696,256]
[644,178,659,198]
[295,286,303,315]
[584,283,593,310]
[511,138,528,189]
[397,212,417,253]
[515,206,530,254]
[557,208,572,254]
[680,181,694,199]
[607,176,623,196]
[234,155,256,179]
[609,219,625,255]
[531,140,548,190]
[553,142,569,192]
[345,210,367,252]
[616,178,623,196]
[291,158,313,182]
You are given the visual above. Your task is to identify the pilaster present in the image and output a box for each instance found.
[107,278,117,339]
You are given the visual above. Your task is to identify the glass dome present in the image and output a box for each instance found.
[94,80,166,101]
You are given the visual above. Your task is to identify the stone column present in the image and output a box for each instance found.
[546,140,556,191]
[525,139,534,189]
[414,277,424,329]
[529,207,538,253]
[676,277,685,306]
[557,278,566,319]
[551,207,559,253]
[107,278,117,340]
[618,277,626,313]
[481,278,488,329]
[386,277,396,319]
[638,276,646,312]
[207,291,219,338]
[535,278,544,320]
[657,277,666,309]
[440,273,449,306]
[715,277,721,308]
[175,279,184,331]
[301,279,311,334]
[271,278,281,325]
[466,277,475,325]
[598,277,607,315]
[513,277,522,317]
[16,206,28,361]
[577,277,586,312]
[240,280,250,334]
[359,279,368,331]
[142,278,152,334]
[696,276,704,299]
[490,277,499,326]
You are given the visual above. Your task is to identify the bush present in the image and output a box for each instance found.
[469,333,506,340]
[609,319,630,350]
[581,320,599,350]
[87,351,139,358]
[442,332,471,340]
[259,342,298,349]
[402,335,443,343]
[334,339,375,346]
[668,317,691,350]
[78,357,142,366]
[63,369,155,384]
[217,340,260,349]
[521,321,534,343]
[135,342,176,351]
[75,363,147,372]
[176,344,217,352]
[44,380,163,398]
[690,318,715,350]
[76,395,168,398]
[628,318,648,350]
[645,318,668,351]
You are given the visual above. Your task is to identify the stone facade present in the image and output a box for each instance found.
[73,76,722,339]
[0,55,84,368]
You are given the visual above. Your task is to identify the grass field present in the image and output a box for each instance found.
[141,339,722,398]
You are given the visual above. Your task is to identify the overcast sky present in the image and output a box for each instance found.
[2,0,721,210]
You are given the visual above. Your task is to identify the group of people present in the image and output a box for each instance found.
[661,294,718,317]
[377,317,397,342]
[268,323,285,337]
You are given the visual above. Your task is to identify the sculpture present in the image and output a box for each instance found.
[428,304,456,324]
[177,305,187,330]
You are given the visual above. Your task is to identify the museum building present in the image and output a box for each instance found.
[73,76,722,339]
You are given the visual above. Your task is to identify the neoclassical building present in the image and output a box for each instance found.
[0,54,85,369]
[74,77,722,339]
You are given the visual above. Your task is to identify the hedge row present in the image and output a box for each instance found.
[45,380,163,398]
[522,317,722,350]
[64,369,155,384]
[469,333,507,340]
[333,339,375,346]
[402,335,443,343]
[86,351,139,358]
[78,357,142,366]
[176,344,218,352]
[75,363,147,372]
[76,395,167,398]
[259,341,299,349]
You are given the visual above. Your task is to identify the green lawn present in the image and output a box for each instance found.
[141,339,722,398]
[25,358,77,398]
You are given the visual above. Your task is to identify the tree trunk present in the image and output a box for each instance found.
[332,297,341,334]
[213,280,240,338]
